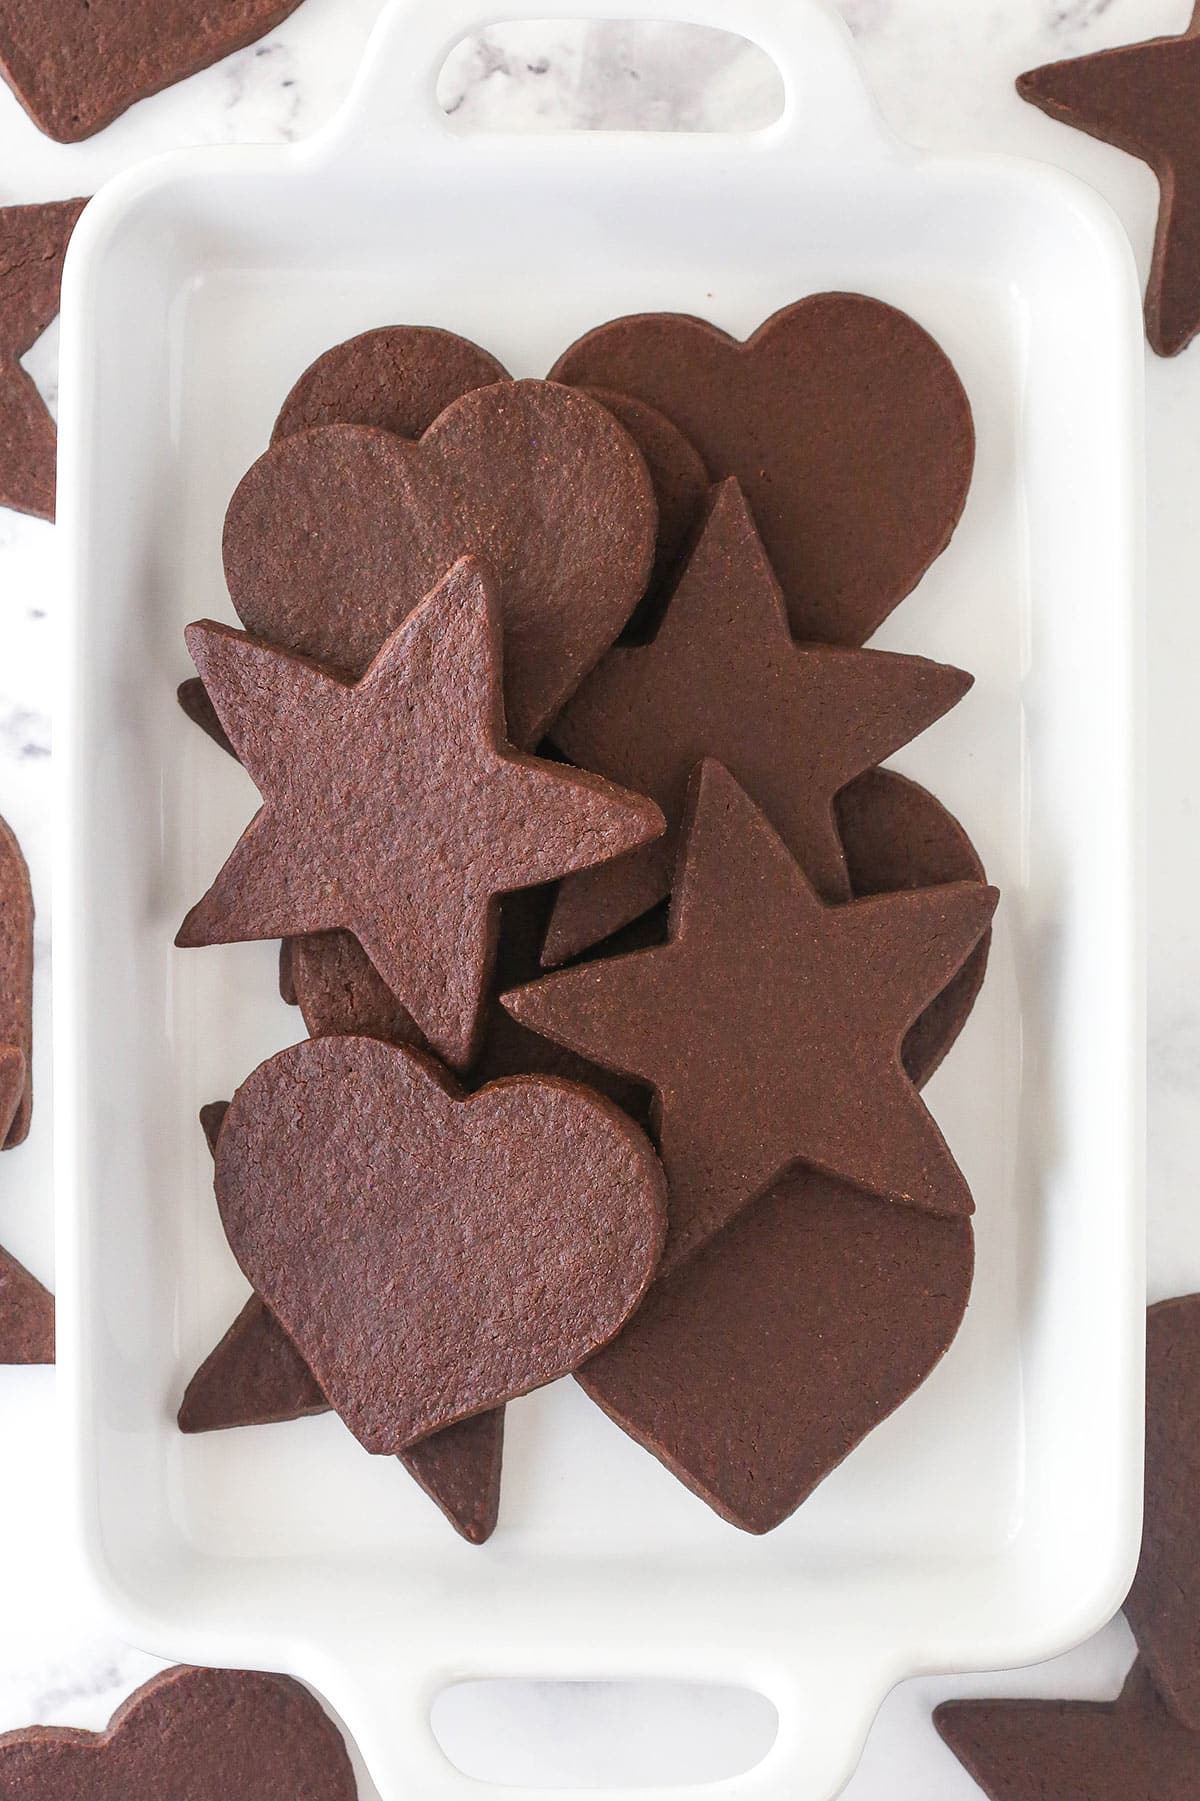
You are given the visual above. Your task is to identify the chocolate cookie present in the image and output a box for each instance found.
[836,767,991,1087]
[1019,9,1200,356]
[0,197,86,520]
[272,324,509,442]
[1124,1294,1200,1728]
[289,890,651,1127]
[0,2,304,142]
[223,379,658,748]
[544,479,972,963]
[0,811,34,1146]
[580,389,708,634]
[0,1664,355,1796]
[0,1243,52,1364]
[179,1103,504,1543]
[506,761,997,1275]
[177,675,233,757]
[214,1035,667,1453]
[934,1660,1197,1801]
[550,293,974,645]
[580,1171,973,1532]
[175,560,663,1071]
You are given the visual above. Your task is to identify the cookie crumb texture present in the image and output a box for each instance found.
[0,1665,358,1797]
[0,1,304,142]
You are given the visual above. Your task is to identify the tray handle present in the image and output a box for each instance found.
[322,0,894,163]
[322,1641,896,1801]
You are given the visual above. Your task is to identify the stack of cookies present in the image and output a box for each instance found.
[175,296,997,1544]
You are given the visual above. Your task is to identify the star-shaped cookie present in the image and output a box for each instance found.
[545,478,971,964]
[1019,8,1200,355]
[176,557,664,1071]
[0,197,87,518]
[935,1660,1198,1800]
[505,760,997,1274]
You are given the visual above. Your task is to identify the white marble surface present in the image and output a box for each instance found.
[0,0,1192,1793]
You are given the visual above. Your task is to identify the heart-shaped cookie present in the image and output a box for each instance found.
[550,294,974,646]
[272,324,510,442]
[215,1035,667,1453]
[578,1171,974,1532]
[835,767,990,1087]
[223,380,658,747]
[0,2,304,142]
[0,1665,355,1796]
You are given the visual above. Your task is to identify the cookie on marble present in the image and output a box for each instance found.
[506,761,997,1275]
[0,197,87,519]
[934,1660,1197,1801]
[0,1663,355,1796]
[214,1034,667,1453]
[550,293,974,645]
[1124,1294,1200,1727]
[0,811,34,1145]
[1019,9,1200,356]
[175,559,663,1071]
[223,379,658,747]
[0,1242,52,1364]
[0,2,304,142]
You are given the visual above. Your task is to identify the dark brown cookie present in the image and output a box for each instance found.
[934,1660,1197,1801]
[0,1664,355,1796]
[0,197,86,520]
[581,389,708,635]
[550,293,974,646]
[506,761,997,1276]
[289,890,651,1127]
[580,1171,972,1532]
[1019,9,1200,357]
[0,1243,52,1364]
[544,479,972,963]
[272,324,509,441]
[175,560,663,1071]
[180,1102,505,1543]
[0,811,34,1146]
[836,767,991,1087]
[0,2,303,143]
[177,675,233,757]
[277,939,296,1007]
[215,1035,667,1454]
[222,380,658,748]
[1124,1294,1200,1728]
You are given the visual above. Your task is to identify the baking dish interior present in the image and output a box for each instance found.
[57,135,1142,1682]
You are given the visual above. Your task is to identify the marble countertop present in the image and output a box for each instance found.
[0,0,1192,1794]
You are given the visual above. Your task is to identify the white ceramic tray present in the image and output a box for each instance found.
[54,3,1146,1797]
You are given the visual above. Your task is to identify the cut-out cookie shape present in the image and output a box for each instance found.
[1124,1294,1200,1727]
[273,324,510,441]
[934,1660,1197,1801]
[214,1035,667,1454]
[506,761,997,1276]
[0,2,304,142]
[0,811,34,1146]
[176,560,663,1071]
[0,197,86,519]
[223,379,658,747]
[580,1171,973,1532]
[836,767,991,1087]
[0,1663,355,1796]
[289,888,651,1126]
[550,293,975,646]
[545,479,972,963]
[1019,9,1200,356]
[179,1102,505,1545]
[0,1242,52,1364]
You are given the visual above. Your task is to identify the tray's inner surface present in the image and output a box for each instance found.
[73,147,1134,1626]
